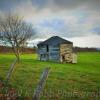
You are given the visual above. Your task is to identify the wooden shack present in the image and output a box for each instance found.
[37,36,77,63]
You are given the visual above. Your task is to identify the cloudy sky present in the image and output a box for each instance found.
[0,0,100,47]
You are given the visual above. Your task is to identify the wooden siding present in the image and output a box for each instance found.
[49,45,60,61]
[38,43,74,63]
[38,45,60,62]
[37,36,74,63]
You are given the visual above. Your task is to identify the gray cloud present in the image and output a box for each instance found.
[52,0,85,10]
[0,0,100,37]
[0,0,100,11]
[52,0,100,10]
[0,0,21,11]
[31,0,100,12]
[0,0,100,47]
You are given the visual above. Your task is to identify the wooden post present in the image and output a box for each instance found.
[33,67,50,100]
[6,59,17,82]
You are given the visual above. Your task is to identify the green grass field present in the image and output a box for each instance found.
[0,52,100,100]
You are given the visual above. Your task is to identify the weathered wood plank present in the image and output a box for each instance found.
[6,59,17,82]
[33,67,50,100]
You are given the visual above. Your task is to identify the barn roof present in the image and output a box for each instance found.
[37,36,73,46]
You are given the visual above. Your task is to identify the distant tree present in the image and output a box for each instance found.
[0,14,35,61]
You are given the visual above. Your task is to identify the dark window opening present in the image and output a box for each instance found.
[47,45,49,52]
[62,55,65,61]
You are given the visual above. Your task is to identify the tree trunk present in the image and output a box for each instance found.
[16,46,20,62]
[12,46,20,62]
[16,48,20,62]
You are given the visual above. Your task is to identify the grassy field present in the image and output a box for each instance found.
[0,52,100,100]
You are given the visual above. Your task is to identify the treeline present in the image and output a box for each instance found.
[0,46,37,53]
[0,46,99,53]
[73,47,100,52]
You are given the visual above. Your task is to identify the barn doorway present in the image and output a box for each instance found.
[62,55,66,62]
[46,45,49,52]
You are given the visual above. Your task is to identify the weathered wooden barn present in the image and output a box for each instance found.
[37,36,76,63]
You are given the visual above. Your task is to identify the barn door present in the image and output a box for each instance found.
[61,55,66,62]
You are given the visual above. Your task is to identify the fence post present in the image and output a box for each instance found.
[33,67,50,100]
[6,59,17,82]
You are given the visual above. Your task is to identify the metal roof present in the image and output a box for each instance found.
[37,36,73,46]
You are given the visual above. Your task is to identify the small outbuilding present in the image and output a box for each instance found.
[37,36,77,63]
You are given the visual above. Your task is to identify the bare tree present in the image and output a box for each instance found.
[0,14,35,61]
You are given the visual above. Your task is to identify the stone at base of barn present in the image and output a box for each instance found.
[60,44,73,63]
[60,53,77,64]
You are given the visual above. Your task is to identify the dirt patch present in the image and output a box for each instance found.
[0,81,18,100]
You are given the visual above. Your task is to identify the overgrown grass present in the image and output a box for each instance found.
[0,52,100,100]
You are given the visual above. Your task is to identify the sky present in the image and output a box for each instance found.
[0,0,100,47]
